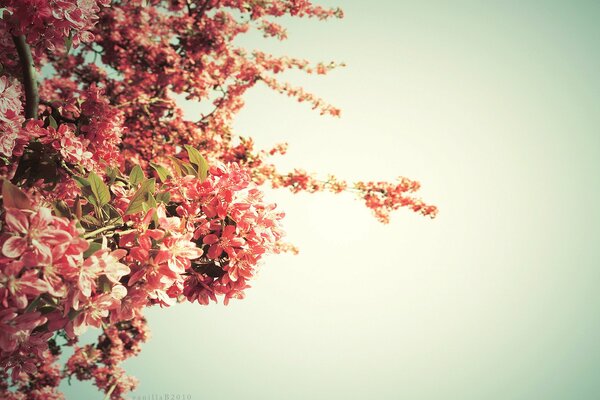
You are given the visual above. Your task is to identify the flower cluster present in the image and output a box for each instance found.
[29,121,94,170]
[8,85,126,202]
[65,312,149,399]
[0,154,286,394]
[3,0,109,53]
[0,76,24,159]
[83,0,345,162]
[79,84,125,167]
[355,178,438,223]
[115,161,285,308]
[0,195,130,379]
[0,0,437,398]
[270,171,438,223]
[0,349,63,400]
[261,75,342,116]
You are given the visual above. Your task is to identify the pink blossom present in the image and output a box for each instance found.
[2,208,72,266]
[203,225,245,259]
[0,309,47,353]
[71,293,119,336]
[78,248,130,297]
[0,76,22,115]
[0,76,24,158]
[0,261,49,309]
[154,233,203,274]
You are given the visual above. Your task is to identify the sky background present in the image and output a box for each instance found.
[62,0,600,399]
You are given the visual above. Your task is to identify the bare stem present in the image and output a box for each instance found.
[12,35,38,119]
[103,378,119,400]
[83,222,132,239]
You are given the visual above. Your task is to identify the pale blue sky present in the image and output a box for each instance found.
[62,1,600,399]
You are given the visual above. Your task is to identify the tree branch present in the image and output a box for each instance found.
[196,0,211,20]
[12,35,38,119]
[83,223,133,239]
[103,379,119,400]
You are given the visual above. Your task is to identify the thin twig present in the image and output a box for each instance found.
[196,0,211,20]
[83,223,131,239]
[103,378,119,400]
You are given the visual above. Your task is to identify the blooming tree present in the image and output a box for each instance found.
[0,0,437,398]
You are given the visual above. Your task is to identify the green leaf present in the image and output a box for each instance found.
[100,276,112,293]
[2,180,32,210]
[181,162,197,177]
[85,192,98,207]
[73,176,90,188]
[184,145,209,181]
[146,178,156,194]
[39,304,57,314]
[103,203,124,225]
[68,308,83,321]
[149,162,170,182]
[126,195,145,216]
[105,166,119,183]
[65,31,73,55]
[145,193,159,225]
[168,157,199,177]
[145,192,157,209]
[48,115,58,129]
[129,165,145,186]
[80,215,102,229]
[83,241,102,259]
[167,156,183,177]
[125,178,156,215]
[24,295,42,313]
[73,176,97,206]
[155,191,171,204]
[88,172,110,207]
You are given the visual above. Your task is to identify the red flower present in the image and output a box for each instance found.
[78,248,129,297]
[203,225,245,259]
[0,261,49,309]
[2,208,71,266]
[0,309,47,353]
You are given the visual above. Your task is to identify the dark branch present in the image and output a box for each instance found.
[196,0,211,20]
[12,35,39,119]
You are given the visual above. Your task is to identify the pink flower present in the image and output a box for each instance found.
[0,76,22,116]
[71,293,119,336]
[98,249,129,284]
[0,309,47,353]
[203,225,245,259]
[38,124,94,169]
[222,279,251,306]
[0,261,49,309]
[2,208,72,266]
[0,119,20,158]
[154,234,203,274]
[183,272,217,305]
[0,329,52,381]
[78,248,130,297]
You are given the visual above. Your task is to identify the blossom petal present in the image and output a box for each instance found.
[203,234,219,245]
[2,236,27,258]
[207,244,223,259]
[223,225,236,236]
[5,209,29,233]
